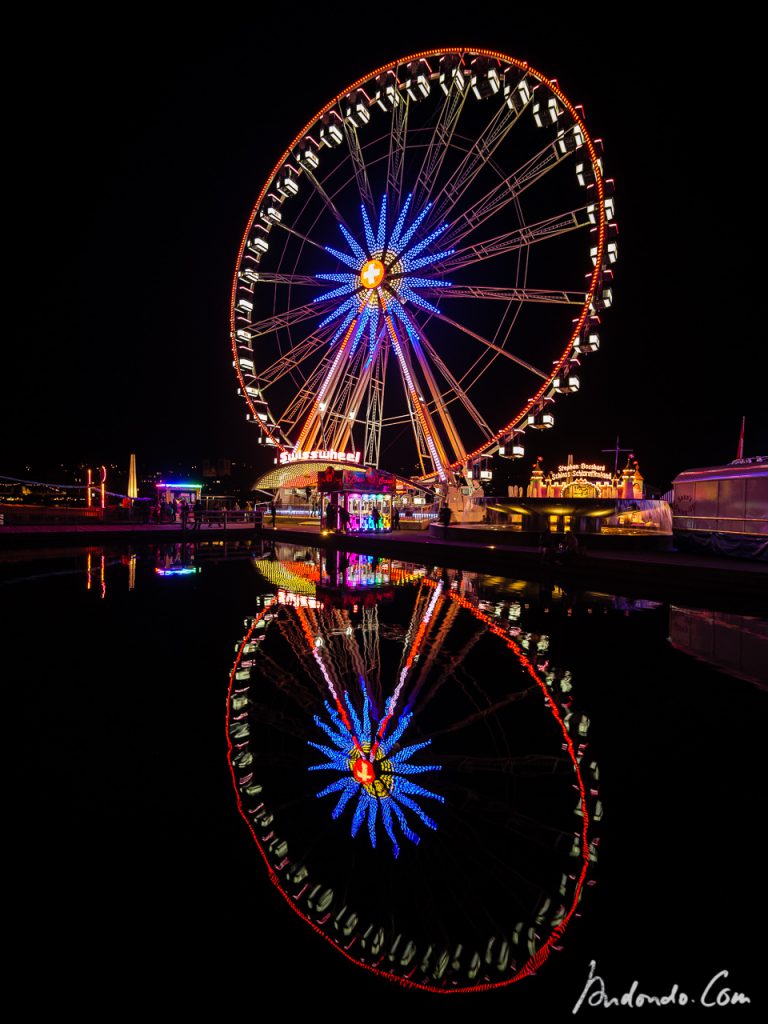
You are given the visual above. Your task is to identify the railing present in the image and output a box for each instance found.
[189,510,262,527]
[263,505,321,517]
[0,504,265,529]
[0,502,104,525]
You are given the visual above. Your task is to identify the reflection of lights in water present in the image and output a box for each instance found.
[227,555,598,993]
[153,543,198,577]
[86,551,107,597]
[253,556,319,597]
[669,606,768,688]
[278,589,320,608]
[309,680,443,857]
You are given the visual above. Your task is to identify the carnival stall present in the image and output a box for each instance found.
[318,465,395,533]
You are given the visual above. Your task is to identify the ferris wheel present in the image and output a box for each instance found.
[230,48,615,486]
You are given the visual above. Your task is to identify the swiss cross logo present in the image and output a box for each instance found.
[360,260,385,288]
[353,758,375,784]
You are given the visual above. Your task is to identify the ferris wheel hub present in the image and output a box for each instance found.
[360,259,385,289]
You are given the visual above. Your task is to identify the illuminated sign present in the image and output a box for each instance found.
[279,449,361,466]
[549,462,612,484]
[318,466,395,493]
[360,258,385,288]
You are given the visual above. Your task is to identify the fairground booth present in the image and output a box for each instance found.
[155,481,202,506]
[318,464,395,532]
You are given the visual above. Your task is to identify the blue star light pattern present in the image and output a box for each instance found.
[308,679,444,858]
[313,194,454,366]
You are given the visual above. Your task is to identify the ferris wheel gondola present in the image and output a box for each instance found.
[231,49,614,512]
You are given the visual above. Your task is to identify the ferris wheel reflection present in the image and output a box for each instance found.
[228,546,600,992]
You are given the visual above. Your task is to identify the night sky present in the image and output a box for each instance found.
[6,12,762,489]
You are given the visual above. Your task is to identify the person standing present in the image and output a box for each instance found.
[270,502,277,528]
[439,503,451,539]
[371,506,381,531]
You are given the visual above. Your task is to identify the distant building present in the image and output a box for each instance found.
[203,458,232,478]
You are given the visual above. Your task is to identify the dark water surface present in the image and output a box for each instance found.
[9,539,766,1015]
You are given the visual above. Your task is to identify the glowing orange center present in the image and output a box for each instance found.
[360,259,385,289]
[352,758,375,784]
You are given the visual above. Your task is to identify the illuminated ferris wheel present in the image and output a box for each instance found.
[231,48,615,487]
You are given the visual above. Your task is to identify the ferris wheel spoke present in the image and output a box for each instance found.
[386,90,410,213]
[423,97,528,232]
[272,219,332,256]
[411,79,469,215]
[439,139,569,251]
[426,309,549,379]
[342,120,375,213]
[411,326,494,440]
[421,285,585,306]
[362,342,388,468]
[399,362,431,478]
[252,272,330,287]
[244,298,333,338]
[299,167,354,235]
[438,207,590,274]
[403,395,434,479]
[258,332,329,386]
[391,309,469,464]
[295,318,360,452]
[327,346,374,452]
[279,366,334,431]
[385,314,450,480]
[450,301,525,396]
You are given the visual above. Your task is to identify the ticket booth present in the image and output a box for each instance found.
[318,465,395,532]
